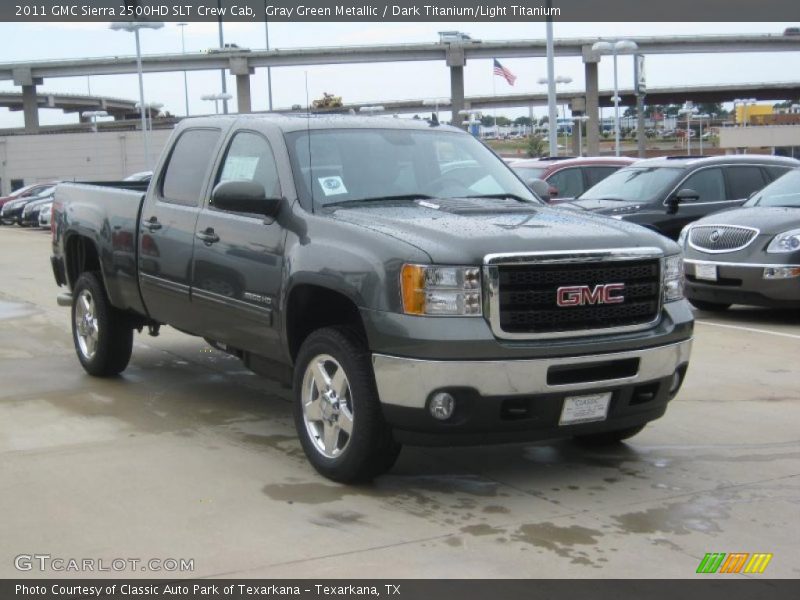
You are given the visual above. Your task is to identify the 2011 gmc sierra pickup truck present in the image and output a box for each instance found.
[51,115,693,483]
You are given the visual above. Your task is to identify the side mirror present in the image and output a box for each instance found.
[527,178,551,203]
[211,180,280,217]
[668,188,699,214]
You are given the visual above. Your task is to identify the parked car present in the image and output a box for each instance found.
[511,156,636,203]
[0,182,56,212]
[680,168,800,310]
[1,186,56,225]
[21,196,54,227]
[51,115,693,483]
[38,202,53,228]
[562,155,800,239]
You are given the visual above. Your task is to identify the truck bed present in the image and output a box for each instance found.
[54,182,148,315]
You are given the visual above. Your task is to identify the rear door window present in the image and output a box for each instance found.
[547,168,584,198]
[585,166,619,188]
[161,129,222,206]
[680,167,725,202]
[724,166,767,200]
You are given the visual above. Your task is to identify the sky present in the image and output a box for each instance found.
[0,21,798,127]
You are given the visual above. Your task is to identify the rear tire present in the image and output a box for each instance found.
[293,326,401,483]
[573,425,646,447]
[71,272,133,377]
[689,299,731,312]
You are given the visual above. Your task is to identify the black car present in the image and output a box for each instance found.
[21,196,54,227]
[562,155,800,239]
[0,186,56,225]
[680,167,800,310]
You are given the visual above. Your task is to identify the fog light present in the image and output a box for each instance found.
[669,372,682,394]
[763,267,800,279]
[429,392,455,421]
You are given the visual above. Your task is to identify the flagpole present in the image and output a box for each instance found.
[492,62,497,135]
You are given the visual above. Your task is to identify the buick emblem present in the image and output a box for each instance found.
[709,229,721,243]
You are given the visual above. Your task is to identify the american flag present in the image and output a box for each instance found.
[493,59,517,86]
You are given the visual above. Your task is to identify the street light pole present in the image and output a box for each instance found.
[110,21,163,169]
[264,0,273,111]
[592,40,638,157]
[217,0,229,114]
[177,23,190,116]
[544,0,558,157]
[539,75,572,156]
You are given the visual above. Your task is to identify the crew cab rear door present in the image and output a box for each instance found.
[189,129,287,356]
[138,127,224,331]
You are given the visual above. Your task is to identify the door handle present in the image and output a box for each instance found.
[196,227,220,245]
[144,216,162,231]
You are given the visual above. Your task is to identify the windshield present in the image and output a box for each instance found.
[579,166,682,203]
[747,169,800,208]
[285,128,538,209]
[513,166,547,181]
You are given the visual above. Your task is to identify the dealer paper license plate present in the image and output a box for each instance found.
[694,263,718,281]
[559,392,612,426]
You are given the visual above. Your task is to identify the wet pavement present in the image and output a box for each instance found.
[1,226,799,578]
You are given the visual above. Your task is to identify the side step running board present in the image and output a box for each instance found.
[56,293,72,307]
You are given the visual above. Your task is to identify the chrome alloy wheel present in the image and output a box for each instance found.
[301,354,354,459]
[74,289,99,360]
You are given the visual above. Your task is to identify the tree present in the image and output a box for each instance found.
[480,115,494,127]
[495,116,512,126]
[526,135,547,158]
[514,116,533,127]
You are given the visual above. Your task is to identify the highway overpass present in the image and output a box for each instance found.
[1,33,798,152]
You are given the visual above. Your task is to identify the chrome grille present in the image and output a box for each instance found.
[689,225,759,253]
[495,259,661,336]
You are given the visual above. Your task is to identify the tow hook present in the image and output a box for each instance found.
[148,324,161,337]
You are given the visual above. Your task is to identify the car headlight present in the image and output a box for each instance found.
[766,228,800,253]
[677,225,691,248]
[662,254,684,303]
[401,264,482,316]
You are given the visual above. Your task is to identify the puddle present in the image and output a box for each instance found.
[511,522,604,566]
[0,300,38,321]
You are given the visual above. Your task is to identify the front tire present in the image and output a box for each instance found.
[71,272,133,377]
[573,425,646,446]
[293,326,401,483]
[689,299,731,312]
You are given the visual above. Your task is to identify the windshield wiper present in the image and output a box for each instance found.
[461,193,535,203]
[323,194,434,208]
[580,196,628,202]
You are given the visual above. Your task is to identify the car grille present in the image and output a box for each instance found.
[689,225,758,253]
[497,259,661,335]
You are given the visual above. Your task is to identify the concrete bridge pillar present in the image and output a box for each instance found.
[229,57,254,114]
[445,44,466,127]
[582,47,600,155]
[14,68,43,133]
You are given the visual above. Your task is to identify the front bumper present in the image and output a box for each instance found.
[685,259,800,308]
[373,339,692,445]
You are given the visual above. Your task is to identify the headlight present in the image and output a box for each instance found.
[677,225,691,248]
[766,228,800,253]
[401,264,482,316]
[662,254,684,303]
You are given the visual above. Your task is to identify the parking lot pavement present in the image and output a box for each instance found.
[1,226,799,579]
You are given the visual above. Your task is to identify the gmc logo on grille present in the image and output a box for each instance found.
[556,283,626,307]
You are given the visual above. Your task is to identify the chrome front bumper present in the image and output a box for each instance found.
[372,339,692,409]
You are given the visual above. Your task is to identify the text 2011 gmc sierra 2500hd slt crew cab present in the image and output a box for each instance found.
[51,115,693,483]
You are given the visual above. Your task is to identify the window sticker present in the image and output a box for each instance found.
[221,156,260,181]
[318,176,348,196]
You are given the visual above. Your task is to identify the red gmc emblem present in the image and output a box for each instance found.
[556,283,626,307]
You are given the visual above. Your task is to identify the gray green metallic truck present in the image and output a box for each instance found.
[51,115,693,483]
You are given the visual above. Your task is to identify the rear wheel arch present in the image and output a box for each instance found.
[64,234,102,290]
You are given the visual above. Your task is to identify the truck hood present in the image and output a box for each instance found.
[327,198,677,264]
[690,206,800,236]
